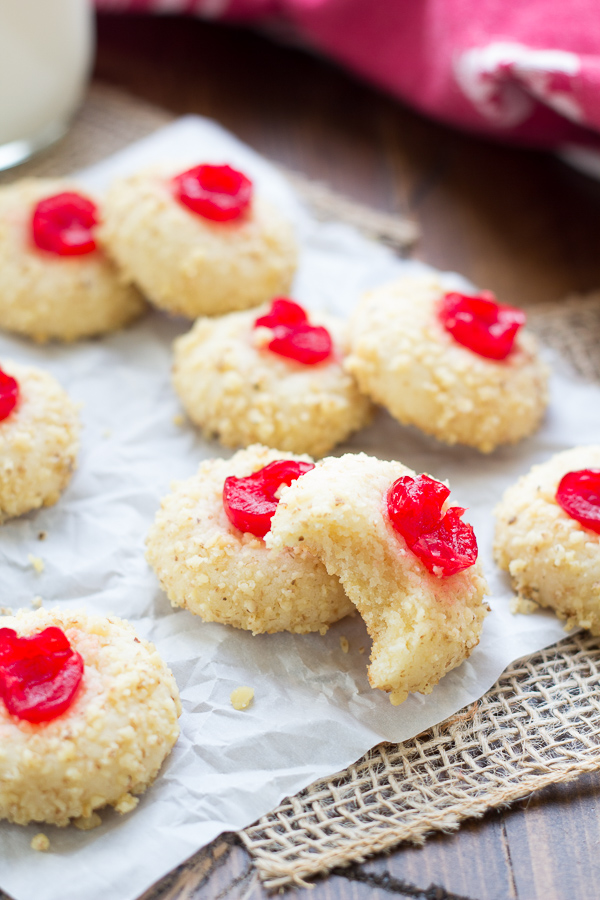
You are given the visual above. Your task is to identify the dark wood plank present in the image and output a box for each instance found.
[95,13,600,307]
[92,13,600,900]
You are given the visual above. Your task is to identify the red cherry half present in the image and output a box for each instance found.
[254,298,307,330]
[556,469,600,535]
[0,369,19,422]
[254,298,333,366]
[32,192,98,256]
[223,459,315,538]
[439,290,526,361]
[172,164,252,222]
[0,626,84,723]
[387,474,478,576]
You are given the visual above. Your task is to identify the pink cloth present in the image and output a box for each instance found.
[96,0,600,149]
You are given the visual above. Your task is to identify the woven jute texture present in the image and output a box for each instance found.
[6,81,600,890]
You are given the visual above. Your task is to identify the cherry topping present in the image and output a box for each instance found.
[0,626,84,723]
[439,290,526,361]
[172,164,252,222]
[556,469,600,535]
[223,459,315,538]
[255,298,307,330]
[0,369,19,422]
[254,298,333,366]
[32,192,98,256]
[387,474,478,576]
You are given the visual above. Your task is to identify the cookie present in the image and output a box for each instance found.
[266,452,489,704]
[494,445,600,632]
[146,444,353,634]
[0,361,80,523]
[345,274,549,453]
[172,298,373,457]
[0,608,180,827]
[100,163,298,318]
[0,179,146,342]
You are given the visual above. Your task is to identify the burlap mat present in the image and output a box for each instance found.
[7,82,600,891]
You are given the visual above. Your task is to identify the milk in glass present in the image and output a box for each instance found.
[0,0,94,170]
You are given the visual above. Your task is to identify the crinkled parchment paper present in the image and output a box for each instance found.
[0,117,595,900]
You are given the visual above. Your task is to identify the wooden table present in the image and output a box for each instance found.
[93,14,600,900]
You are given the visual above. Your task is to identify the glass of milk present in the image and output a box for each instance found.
[0,0,94,171]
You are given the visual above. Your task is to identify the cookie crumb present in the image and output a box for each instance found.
[38,531,47,541]
[28,554,44,574]
[358,646,365,654]
[509,596,539,616]
[0,607,13,616]
[30,833,50,852]
[73,813,102,831]
[173,414,185,427]
[114,793,138,815]
[31,596,43,610]
[230,686,254,710]
[339,636,349,653]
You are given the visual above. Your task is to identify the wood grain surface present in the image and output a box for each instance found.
[14,12,600,900]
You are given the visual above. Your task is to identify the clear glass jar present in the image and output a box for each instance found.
[0,0,94,171]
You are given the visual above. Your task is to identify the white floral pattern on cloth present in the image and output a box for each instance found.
[93,1,600,153]
[454,43,583,129]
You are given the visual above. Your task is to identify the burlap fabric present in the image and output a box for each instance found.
[6,83,600,891]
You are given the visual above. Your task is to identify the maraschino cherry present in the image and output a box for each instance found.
[254,298,333,365]
[223,459,314,538]
[0,369,19,422]
[32,192,98,256]
[0,626,84,723]
[173,164,252,222]
[387,474,478,576]
[439,290,525,361]
[556,469,600,535]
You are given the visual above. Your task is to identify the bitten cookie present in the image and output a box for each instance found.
[494,446,600,632]
[0,607,180,827]
[100,163,298,318]
[146,444,353,634]
[267,452,489,704]
[345,274,549,453]
[0,179,146,342]
[172,298,373,458]
[0,361,80,523]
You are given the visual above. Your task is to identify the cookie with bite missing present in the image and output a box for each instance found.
[267,452,489,704]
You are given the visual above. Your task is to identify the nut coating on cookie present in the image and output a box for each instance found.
[494,446,600,634]
[0,608,180,827]
[346,274,548,453]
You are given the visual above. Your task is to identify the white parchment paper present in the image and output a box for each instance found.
[0,117,596,900]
